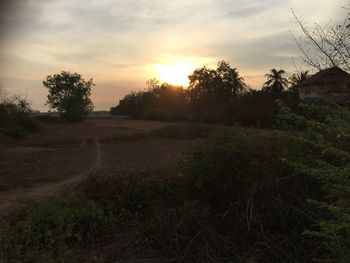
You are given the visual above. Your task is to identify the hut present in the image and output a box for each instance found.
[298,67,350,104]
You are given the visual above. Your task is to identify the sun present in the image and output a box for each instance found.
[153,62,196,86]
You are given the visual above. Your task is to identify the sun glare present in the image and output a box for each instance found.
[149,56,215,87]
[153,62,196,87]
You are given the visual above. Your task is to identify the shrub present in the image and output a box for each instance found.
[84,171,217,262]
[0,194,108,262]
[276,99,350,149]
[0,93,40,139]
[179,129,350,261]
[275,100,350,262]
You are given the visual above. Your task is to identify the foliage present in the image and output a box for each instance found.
[276,99,350,150]
[0,88,40,139]
[289,70,310,87]
[187,60,246,105]
[0,194,108,262]
[186,61,247,121]
[111,82,187,121]
[179,127,350,261]
[262,68,289,94]
[43,71,94,121]
[111,62,298,126]
[275,100,350,262]
[223,89,276,127]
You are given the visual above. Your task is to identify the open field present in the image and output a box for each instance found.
[2,103,349,262]
[0,117,193,218]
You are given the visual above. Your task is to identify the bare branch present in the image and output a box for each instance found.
[291,8,350,72]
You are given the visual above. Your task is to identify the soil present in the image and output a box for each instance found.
[0,117,193,220]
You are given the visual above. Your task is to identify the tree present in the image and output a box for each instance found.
[187,60,246,104]
[263,69,289,94]
[289,70,310,86]
[43,71,94,121]
[287,70,310,95]
[291,8,350,72]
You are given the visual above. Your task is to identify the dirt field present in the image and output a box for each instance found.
[0,117,194,219]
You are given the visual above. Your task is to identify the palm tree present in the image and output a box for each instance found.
[289,70,310,86]
[263,69,289,94]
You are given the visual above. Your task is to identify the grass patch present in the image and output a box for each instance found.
[149,123,216,139]
[0,129,10,142]
[112,131,147,142]
[110,123,217,142]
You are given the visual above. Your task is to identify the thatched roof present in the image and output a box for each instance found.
[298,67,350,92]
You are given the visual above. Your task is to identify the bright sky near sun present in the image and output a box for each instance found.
[0,0,348,111]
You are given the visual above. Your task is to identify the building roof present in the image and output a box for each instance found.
[298,67,350,92]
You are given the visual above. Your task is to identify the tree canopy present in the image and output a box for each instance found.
[43,71,94,121]
[263,69,289,94]
[187,60,246,105]
[289,70,310,87]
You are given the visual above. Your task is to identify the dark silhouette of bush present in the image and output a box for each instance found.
[0,91,40,139]
[178,128,349,261]
[111,82,188,121]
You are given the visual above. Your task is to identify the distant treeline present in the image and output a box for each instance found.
[111,61,300,127]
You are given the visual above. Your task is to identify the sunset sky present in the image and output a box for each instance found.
[0,0,347,111]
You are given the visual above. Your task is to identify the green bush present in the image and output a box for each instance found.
[274,101,350,262]
[276,99,350,150]
[0,194,108,262]
[179,129,350,261]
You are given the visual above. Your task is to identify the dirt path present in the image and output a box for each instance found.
[0,139,102,220]
[94,139,102,169]
[0,118,193,221]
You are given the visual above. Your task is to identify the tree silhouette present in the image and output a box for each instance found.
[292,8,350,72]
[217,61,246,96]
[111,79,186,120]
[289,70,310,86]
[188,60,246,104]
[43,71,94,121]
[263,69,289,94]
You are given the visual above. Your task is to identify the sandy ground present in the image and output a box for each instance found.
[0,117,193,220]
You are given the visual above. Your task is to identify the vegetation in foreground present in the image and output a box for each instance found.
[1,100,350,263]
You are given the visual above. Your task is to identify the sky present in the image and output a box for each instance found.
[0,0,348,111]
